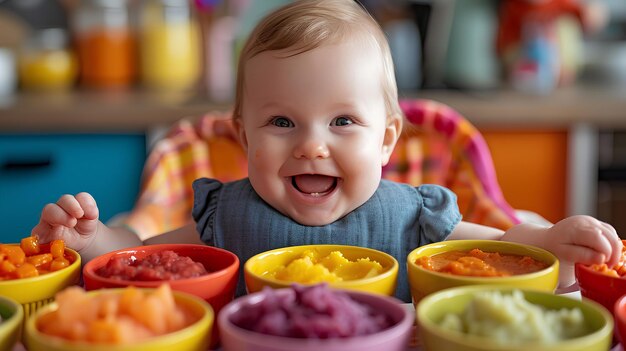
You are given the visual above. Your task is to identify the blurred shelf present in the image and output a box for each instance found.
[1,85,626,132]
[417,85,626,130]
[0,90,231,133]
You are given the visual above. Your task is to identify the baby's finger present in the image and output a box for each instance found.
[559,244,606,265]
[55,194,85,220]
[569,225,612,261]
[30,221,52,240]
[31,221,63,242]
[39,202,78,228]
[75,192,99,220]
[600,222,622,266]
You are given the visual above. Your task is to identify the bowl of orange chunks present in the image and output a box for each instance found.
[0,236,80,318]
[575,239,626,316]
[24,284,214,351]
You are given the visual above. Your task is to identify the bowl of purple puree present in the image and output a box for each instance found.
[217,284,413,351]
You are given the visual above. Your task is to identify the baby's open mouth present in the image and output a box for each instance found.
[291,175,337,197]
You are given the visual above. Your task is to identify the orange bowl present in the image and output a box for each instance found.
[575,262,626,316]
[83,244,239,313]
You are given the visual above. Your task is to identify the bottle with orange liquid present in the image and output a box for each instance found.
[73,0,136,89]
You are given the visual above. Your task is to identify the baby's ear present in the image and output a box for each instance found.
[381,113,402,166]
[234,118,249,152]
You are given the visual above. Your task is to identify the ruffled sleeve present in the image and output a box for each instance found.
[416,184,462,244]
[192,178,224,245]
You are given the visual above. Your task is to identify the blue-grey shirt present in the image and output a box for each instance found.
[192,178,461,302]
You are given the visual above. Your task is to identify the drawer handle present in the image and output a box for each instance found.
[2,157,52,170]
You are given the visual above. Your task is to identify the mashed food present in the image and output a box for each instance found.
[266,249,383,283]
[416,248,548,277]
[439,290,588,344]
[230,284,393,338]
[96,250,208,281]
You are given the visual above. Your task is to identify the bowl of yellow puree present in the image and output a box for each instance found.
[244,245,398,296]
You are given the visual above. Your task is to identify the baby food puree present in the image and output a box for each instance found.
[416,248,548,277]
[266,249,383,283]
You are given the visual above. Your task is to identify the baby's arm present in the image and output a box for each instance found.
[31,193,202,263]
[447,216,623,287]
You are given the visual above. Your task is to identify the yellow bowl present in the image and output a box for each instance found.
[407,240,559,304]
[0,295,24,351]
[416,286,613,351]
[244,245,399,296]
[24,288,214,351]
[0,246,81,319]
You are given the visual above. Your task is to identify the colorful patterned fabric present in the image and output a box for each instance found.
[122,99,519,240]
[385,99,519,230]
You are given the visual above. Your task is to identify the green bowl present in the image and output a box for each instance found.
[416,286,613,351]
[407,240,559,304]
[0,295,24,351]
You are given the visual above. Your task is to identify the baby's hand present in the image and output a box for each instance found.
[546,215,622,266]
[31,192,101,252]
[543,215,622,287]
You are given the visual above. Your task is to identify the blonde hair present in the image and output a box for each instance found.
[233,0,402,120]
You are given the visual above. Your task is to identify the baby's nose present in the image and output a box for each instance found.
[293,139,330,159]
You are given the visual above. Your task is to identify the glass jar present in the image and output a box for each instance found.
[18,28,77,91]
[73,0,136,89]
[137,0,201,91]
[0,48,17,97]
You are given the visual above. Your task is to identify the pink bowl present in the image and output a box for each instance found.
[217,287,413,351]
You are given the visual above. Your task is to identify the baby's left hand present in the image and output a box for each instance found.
[543,215,622,287]
[545,215,622,266]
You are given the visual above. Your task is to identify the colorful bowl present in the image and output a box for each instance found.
[417,286,613,351]
[218,286,413,351]
[407,240,559,304]
[24,287,213,351]
[83,244,239,314]
[244,244,399,296]
[0,245,81,319]
[576,262,626,317]
[0,295,24,351]
[614,294,626,345]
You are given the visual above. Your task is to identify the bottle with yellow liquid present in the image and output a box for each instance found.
[18,28,77,92]
[138,0,201,92]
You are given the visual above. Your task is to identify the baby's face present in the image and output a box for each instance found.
[237,39,400,225]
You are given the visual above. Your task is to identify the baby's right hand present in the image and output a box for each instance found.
[31,192,101,252]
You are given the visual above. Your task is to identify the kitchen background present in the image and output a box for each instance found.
[0,0,626,242]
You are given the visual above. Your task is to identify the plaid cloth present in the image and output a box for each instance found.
[122,99,519,240]
[385,99,519,230]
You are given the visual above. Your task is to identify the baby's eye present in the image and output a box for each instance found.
[332,116,353,127]
[270,117,294,128]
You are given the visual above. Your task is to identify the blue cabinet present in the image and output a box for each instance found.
[0,134,146,243]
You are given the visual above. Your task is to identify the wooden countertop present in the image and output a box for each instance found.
[1,85,625,133]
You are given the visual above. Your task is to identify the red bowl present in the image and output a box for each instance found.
[575,262,626,315]
[615,294,626,346]
[83,244,239,312]
[83,244,239,347]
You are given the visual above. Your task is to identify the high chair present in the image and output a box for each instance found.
[120,99,520,240]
